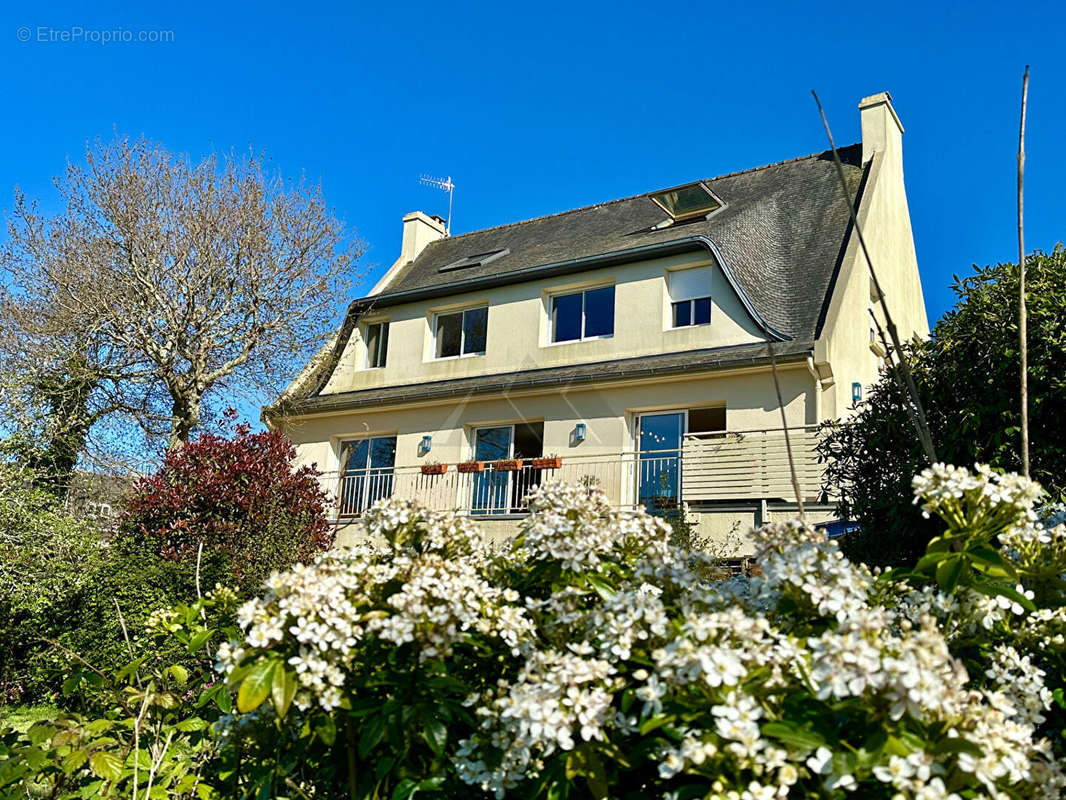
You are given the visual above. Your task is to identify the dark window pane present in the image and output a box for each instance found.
[688,406,726,433]
[693,297,711,325]
[583,286,614,337]
[463,307,488,354]
[552,293,583,342]
[474,426,512,461]
[369,437,396,468]
[513,422,543,458]
[436,312,462,358]
[672,301,691,327]
[366,323,388,367]
[344,439,369,472]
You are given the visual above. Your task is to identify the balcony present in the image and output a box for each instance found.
[322,426,825,521]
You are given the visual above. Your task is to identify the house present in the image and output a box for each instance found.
[265,92,927,551]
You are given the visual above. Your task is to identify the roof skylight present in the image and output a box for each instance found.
[438,248,510,273]
[649,182,722,221]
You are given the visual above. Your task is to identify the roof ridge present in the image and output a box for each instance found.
[431,144,860,245]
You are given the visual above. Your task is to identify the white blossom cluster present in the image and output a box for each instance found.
[218,500,532,711]
[455,648,618,791]
[453,471,1065,797]
[222,467,1066,798]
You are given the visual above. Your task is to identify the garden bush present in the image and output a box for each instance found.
[820,246,1066,566]
[4,466,1064,798]
[121,414,333,589]
[214,468,1065,799]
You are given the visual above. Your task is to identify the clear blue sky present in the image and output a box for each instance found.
[2,0,1063,348]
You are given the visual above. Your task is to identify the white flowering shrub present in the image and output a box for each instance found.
[220,470,1066,799]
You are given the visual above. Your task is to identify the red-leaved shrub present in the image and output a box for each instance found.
[122,414,333,585]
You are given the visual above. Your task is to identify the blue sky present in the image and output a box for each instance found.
[2,0,1063,361]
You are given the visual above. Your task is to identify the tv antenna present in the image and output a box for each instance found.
[419,174,455,236]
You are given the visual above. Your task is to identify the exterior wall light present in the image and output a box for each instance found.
[573,423,587,443]
[419,435,432,454]
[852,382,862,404]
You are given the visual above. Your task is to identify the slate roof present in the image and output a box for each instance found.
[369,145,866,342]
[273,341,814,415]
[271,146,865,415]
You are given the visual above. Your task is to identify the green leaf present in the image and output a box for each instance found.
[169,665,190,686]
[237,660,276,713]
[586,575,617,601]
[966,545,1016,578]
[89,751,123,783]
[313,714,337,746]
[638,715,671,736]
[175,717,209,732]
[761,722,826,751]
[936,555,965,593]
[390,778,419,800]
[583,748,608,800]
[358,715,385,758]
[422,716,447,757]
[931,737,984,757]
[915,550,952,571]
[62,749,88,773]
[971,582,1037,613]
[187,629,214,654]
[271,665,298,719]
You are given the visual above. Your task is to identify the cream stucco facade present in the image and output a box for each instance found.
[268,92,928,554]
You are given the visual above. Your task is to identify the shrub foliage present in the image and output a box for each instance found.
[121,416,333,586]
[3,469,1064,798]
[820,246,1066,566]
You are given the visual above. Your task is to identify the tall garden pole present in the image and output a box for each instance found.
[1017,66,1030,478]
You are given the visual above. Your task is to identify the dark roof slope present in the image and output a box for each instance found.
[374,146,865,341]
[274,340,814,415]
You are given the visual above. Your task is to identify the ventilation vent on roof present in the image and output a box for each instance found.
[649,182,723,222]
[438,248,510,273]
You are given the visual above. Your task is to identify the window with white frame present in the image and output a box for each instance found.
[338,436,396,517]
[434,306,488,358]
[668,267,711,328]
[364,321,389,368]
[550,285,615,343]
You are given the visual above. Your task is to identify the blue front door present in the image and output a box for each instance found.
[637,413,683,513]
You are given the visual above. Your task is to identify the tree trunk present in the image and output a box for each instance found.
[168,392,201,448]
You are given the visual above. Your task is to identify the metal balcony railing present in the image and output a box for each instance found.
[321,426,824,521]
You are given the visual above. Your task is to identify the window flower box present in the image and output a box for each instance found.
[493,459,522,472]
[420,463,447,476]
[457,460,485,473]
[531,456,562,470]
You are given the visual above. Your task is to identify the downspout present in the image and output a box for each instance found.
[806,356,822,425]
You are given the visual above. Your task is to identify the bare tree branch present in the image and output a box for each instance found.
[0,135,364,459]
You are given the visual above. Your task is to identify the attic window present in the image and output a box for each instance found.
[649,182,721,222]
[438,248,510,273]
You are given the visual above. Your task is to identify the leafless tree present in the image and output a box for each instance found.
[1,135,361,456]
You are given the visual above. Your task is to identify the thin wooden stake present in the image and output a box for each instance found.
[811,91,938,464]
[1018,66,1030,478]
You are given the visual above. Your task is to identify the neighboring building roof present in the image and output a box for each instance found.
[272,340,813,416]
[368,145,866,342]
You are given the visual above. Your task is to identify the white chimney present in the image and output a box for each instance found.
[366,211,448,296]
[859,92,904,165]
[399,211,447,265]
